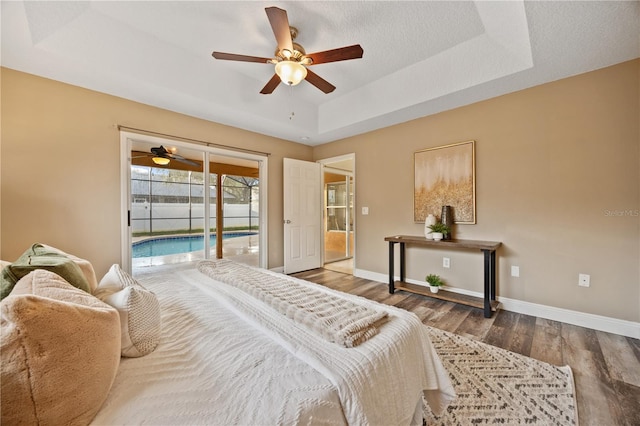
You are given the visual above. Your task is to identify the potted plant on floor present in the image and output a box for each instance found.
[425,274,444,293]
[428,223,451,241]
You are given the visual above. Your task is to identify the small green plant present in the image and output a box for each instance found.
[428,222,451,234]
[425,274,444,287]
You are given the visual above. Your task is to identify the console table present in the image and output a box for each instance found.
[384,235,502,318]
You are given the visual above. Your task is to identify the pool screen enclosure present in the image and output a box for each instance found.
[130,165,259,261]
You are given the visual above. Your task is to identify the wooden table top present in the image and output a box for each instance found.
[384,235,502,251]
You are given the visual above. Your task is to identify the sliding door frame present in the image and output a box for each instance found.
[119,131,268,272]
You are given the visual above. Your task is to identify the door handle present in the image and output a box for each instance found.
[284,220,291,224]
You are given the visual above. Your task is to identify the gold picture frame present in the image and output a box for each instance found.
[414,140,476,224]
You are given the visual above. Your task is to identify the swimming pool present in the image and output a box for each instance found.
[132,232,257,258]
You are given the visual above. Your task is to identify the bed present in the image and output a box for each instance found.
[1,246,455,425]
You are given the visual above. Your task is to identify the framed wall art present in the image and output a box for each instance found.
[414,140,476,224]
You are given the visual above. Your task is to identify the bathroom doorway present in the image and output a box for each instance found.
[320,154,354,275]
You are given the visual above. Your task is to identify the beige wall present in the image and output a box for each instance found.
[314,59,640,322]
[2,60,638,323]
[1,68,312,275]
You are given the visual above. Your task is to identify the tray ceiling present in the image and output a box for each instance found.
[2,1,638,145]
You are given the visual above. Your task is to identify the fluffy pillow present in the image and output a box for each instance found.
[94,264,161,357]
[1,270,121,425]
[1,243,91,300]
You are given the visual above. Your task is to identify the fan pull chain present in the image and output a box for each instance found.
[289,85,295,121]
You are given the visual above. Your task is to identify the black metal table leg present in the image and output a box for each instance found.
[483,249,491,318]
[490,250,497,302]
[388,242,395,294]
[399,242,406,283]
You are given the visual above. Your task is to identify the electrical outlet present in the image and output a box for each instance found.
[361,207,369,215]
[511,266,520,277]
[579,273,590,287]
[443,257,450,268]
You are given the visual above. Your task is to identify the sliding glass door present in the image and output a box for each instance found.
[121,131,268,272]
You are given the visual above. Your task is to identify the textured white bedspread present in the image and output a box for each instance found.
[92,262,455,425]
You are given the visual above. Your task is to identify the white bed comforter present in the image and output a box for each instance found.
[92,262,455,425]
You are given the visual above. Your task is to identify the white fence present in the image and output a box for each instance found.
[131,202,258,233]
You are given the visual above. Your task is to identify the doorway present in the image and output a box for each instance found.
[319,154,355,275]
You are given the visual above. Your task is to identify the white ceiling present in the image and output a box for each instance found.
[2,1,639,146]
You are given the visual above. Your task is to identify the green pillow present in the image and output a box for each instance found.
[1,243,91,300]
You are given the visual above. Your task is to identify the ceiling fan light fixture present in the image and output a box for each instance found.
[152,156,170,165]
[211,7,363,94]
[275,60,307,86]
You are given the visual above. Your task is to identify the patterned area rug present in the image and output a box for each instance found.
[423,326,578,425]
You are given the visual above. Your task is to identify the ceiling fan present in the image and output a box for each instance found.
[212,6,364,94]
[133,146,199,167]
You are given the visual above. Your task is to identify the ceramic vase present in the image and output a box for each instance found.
[424,214,437,239]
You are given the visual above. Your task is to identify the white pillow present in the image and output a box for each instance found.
[94,264,161,357]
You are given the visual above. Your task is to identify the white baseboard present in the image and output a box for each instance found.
[270,266,284,273]
[354,268,640,339]
[354,268,389,283]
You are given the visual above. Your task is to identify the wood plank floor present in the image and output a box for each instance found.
[293,268,640,426]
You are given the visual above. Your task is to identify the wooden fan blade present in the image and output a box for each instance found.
[260,74,281,94]
[305,69,335,94]
[305,44,364,65]
[212,51,272,63]
[172,156,200,167]
[265,7,293,53]
[131,150,152,159]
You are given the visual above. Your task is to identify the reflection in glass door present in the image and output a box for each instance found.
[324,175,353,263]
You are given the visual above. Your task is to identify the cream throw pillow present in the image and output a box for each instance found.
[95,264,161,357]
[1,270,121,425]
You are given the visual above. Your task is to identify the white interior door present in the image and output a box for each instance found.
[283,158,322,274]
